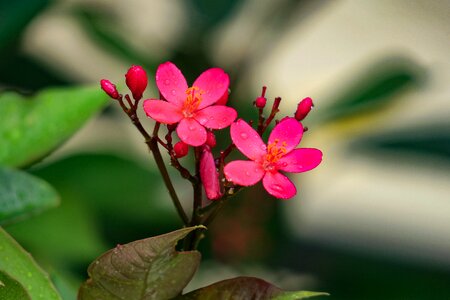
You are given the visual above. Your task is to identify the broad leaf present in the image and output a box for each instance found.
[178,277,328,300]
[0,167,59,225]
[78,226,204,300]
[0,270,31,300]
[0,86,109,167]
[0,227,61,299]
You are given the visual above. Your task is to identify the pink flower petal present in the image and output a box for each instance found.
[277,148,323,173]
[230,119,266,161]
[216,89,229,105]
[194,106,237,129]
[268,117,303,153]
[143,99,183,124]
[193,68,229,109]
[224,160,264,186]
[200,146,222,200]
[156,62,188,106]
[262,171,297,199]
[176,118,207,146]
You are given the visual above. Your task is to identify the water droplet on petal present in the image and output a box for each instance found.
[260,144,267,151]
[281,162,288,167]
[272,184,283,191]
[164,79,170,85]
[171,89,176,95]
[240,132,248,139]
[189,125,196,131]
[245,171,250,177]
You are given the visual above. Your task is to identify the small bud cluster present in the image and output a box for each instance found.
[100,65,148,104]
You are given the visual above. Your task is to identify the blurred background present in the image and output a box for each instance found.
[1,0,450,299]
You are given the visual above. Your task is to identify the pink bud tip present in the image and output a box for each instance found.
[100,79,119,99]
[295,97,314,121]
[206,131,216,148]
[200,146,222,200]
[255,96,267,108]
[125,65,148,100]
[174,141,189,158]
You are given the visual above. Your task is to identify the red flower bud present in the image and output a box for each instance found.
[255,96,266,108]
[255,86,267,108]
[174,141,189,158]
[200,146,222,200]
[295,97,314,121]
[100,79,119,99]
[125,65,148,100]
[206,131,216,148]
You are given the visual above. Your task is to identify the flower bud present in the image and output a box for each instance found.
[255,96,266,108]
[295,97,314,121]
[254,86,267,108]
[206,131,216,148]
[100,79,119,99]
[174,141,189,158]
[125,65,148,100]
[200,146,222,200]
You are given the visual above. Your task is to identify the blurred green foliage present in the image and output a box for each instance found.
[0,87,109,167]
[0,0,449,299]
[0,167,59,225]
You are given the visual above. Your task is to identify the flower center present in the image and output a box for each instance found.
[263,139,287,171]
[182,86,203,117]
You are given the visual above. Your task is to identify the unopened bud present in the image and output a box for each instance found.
[295,97,314,121]
[125,65,148,100]
[206,131,216,148]
[255,96,266,108]
[254,86,267,108]
[100,79,119,99]
[174,141,189,158]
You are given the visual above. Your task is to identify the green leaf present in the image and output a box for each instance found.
[78,226,205,300]
[0,86,109,167]
[319,56,424,123]
[178,277,328,300]
[0,167,59,225]
[0,227,61,299]
[0,270,31,300]
[0,0,50,49]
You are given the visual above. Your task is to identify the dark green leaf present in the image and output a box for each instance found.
[0,167,59,225]
[319,56,424,123]
[31,153,179,242]
[5,187,108,267]
[78,226,204,300]
[178,277,328,300]
[0,86,109,167]
[0,270,31,300]
[0,0,50,49]
[0,227,61,299]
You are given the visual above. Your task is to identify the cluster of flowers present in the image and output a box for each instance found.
[101,62,322,200]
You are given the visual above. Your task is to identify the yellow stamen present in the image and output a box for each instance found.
[183,86,203,116]
[265,139,287,164]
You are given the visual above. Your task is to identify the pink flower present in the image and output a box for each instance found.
[224,118,322,199]
[143,62,237,146]
[200,146,222,200]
